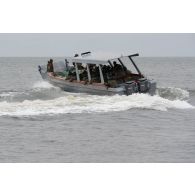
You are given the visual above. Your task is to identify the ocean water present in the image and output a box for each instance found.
[0,57,195,162]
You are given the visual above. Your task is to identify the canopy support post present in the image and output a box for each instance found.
[86,64,91,82]
[128,56,142,76]
[98,64,104,84]
[75,63,80,82]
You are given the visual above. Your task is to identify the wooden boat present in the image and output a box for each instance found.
[38,53,156,96]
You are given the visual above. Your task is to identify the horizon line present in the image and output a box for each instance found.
[0,56,195,58]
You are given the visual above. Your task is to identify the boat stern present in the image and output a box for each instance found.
[122,78,157,96]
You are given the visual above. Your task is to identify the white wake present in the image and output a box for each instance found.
[0,92,194,117]
[32,81,56,89]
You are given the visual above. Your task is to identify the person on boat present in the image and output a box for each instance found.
[47,61,51,72]
[80,69,88,81]
[111,61,126,83]
[50,59,54,72]
[47,59,54,73]
[101,65,108,83]
[113,61,123,72]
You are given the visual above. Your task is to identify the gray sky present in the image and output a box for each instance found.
[0,33,195,57]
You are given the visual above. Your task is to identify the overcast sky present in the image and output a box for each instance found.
[0,33,194,57]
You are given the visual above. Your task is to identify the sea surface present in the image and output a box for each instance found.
[0,57,195,162]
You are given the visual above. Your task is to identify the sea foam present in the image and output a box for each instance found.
[32,81,56,89]
[0,92,194,117]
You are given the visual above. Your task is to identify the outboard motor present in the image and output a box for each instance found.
[137,78,149,93]
[124,81,138,95]
[148,80,157,95]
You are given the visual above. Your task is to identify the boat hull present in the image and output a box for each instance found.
[40,71,156,96]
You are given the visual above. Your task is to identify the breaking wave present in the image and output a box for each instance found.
[157,87,190,100]
[0,81,62,102]
[32,81,55,89]
[0,82,194,117]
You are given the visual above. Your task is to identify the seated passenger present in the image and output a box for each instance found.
[101,65,108,83]
[113,61,123,71]
[89,65,100,83]
[80,69,88,81]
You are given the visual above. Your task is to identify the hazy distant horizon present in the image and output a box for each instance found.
[1,56,195,58]
[0,33,195,57]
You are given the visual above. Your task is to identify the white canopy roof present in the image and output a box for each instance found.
[70,58,108,65]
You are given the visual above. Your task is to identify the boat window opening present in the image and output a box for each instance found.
[77,62,88,82]
[103,59,126,86]
[65,61,77,81]
[88,64,101,83]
